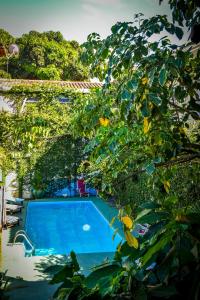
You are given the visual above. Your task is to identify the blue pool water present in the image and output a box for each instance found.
[25,200,122,256]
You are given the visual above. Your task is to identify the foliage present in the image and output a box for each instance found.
[0,70,11,79]
[77,10,200,199]
[51,208,200,300]
[0,2,199,299]
[0,29,89,80]
[0,147,13,177]
[0,29,15,48]
[0,271,10,300]
[159,0,200,29]
[50,3,200,300]
[36,65,61,80]
[29,137,85,197]
[159,0,200,43]
[0,84,85,196]
[15,30,89,80]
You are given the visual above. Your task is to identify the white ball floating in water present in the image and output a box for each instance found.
[83,224,90,231]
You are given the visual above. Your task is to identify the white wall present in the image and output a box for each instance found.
[4,172,17,200]
[0,96,12,111]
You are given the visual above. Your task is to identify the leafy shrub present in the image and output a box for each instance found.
[0,70,11,79]
[36,65,61,80]
[50,204,200,300]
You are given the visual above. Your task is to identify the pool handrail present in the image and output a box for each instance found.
[13,230,35,255]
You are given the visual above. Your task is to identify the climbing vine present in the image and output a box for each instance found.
[0,83,85,196]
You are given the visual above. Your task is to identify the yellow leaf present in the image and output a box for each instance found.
[164,180,170,193]
[149,102,154,109]
[175,215,188,222]
[117,242,122,252]
[141,77,149,85]
[143,117,151,134]
[121,216,133,229]
[179,127,186,135]
[142,94,146,101]
[110,216,116,227]
[136,103,142,111]
[99,117,110,127]
[124,230,139,249]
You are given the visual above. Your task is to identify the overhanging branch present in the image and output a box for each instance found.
[115,153,200,186]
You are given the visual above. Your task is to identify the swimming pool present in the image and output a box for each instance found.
[25,200,122,256]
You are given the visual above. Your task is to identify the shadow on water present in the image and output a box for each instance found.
[34,251,115,279]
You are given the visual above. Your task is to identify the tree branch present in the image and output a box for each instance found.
[169,101,200,119]
[115,154,200,186]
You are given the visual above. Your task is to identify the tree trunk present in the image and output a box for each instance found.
[18,176,24,198]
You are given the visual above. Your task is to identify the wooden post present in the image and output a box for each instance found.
[0,186,2,231]
[0,185,5,270]
[0,186,6,229]
[2,186,6,228]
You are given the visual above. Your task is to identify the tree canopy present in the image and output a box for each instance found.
[0,29,89,81]
[49,3,199,300]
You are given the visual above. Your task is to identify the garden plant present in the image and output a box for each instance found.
[48,1,200,299]
[0,0,199,299]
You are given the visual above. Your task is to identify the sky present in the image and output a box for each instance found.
[0,0,189,44]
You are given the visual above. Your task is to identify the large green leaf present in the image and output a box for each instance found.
[44,264,65,275]
[70,251,80,272]
[135,209,152,222]
[139,202,161,210]
[53,288,70,300]
[141,100,150,117]
[79,290,101,300]
[98,276,113,297]
[145,163,155,175]
[119,241,141,258]
[121,90,132,101]
[175,26,183,40]
[142,232,174,266]
[148,68,156,86]
[159,68,168,86]
[142,221,166,242]
[149,93,162,106]
[127,79,138,91]
[50,265,74,284]
[53,281,73,299]
[101,48,109,59]
[136,211,170,225]
[84,264,121,289]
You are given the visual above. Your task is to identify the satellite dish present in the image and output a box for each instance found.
[8,44,19,55]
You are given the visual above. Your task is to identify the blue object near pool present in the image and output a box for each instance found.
[25,200,122,256]
[54,181,77,197]
[54,184,97,197]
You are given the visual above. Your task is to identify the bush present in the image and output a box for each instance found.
[36,65,61,80]
[0,70,11,79]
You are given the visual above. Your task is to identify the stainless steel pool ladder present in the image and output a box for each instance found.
[13,230,35,256]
